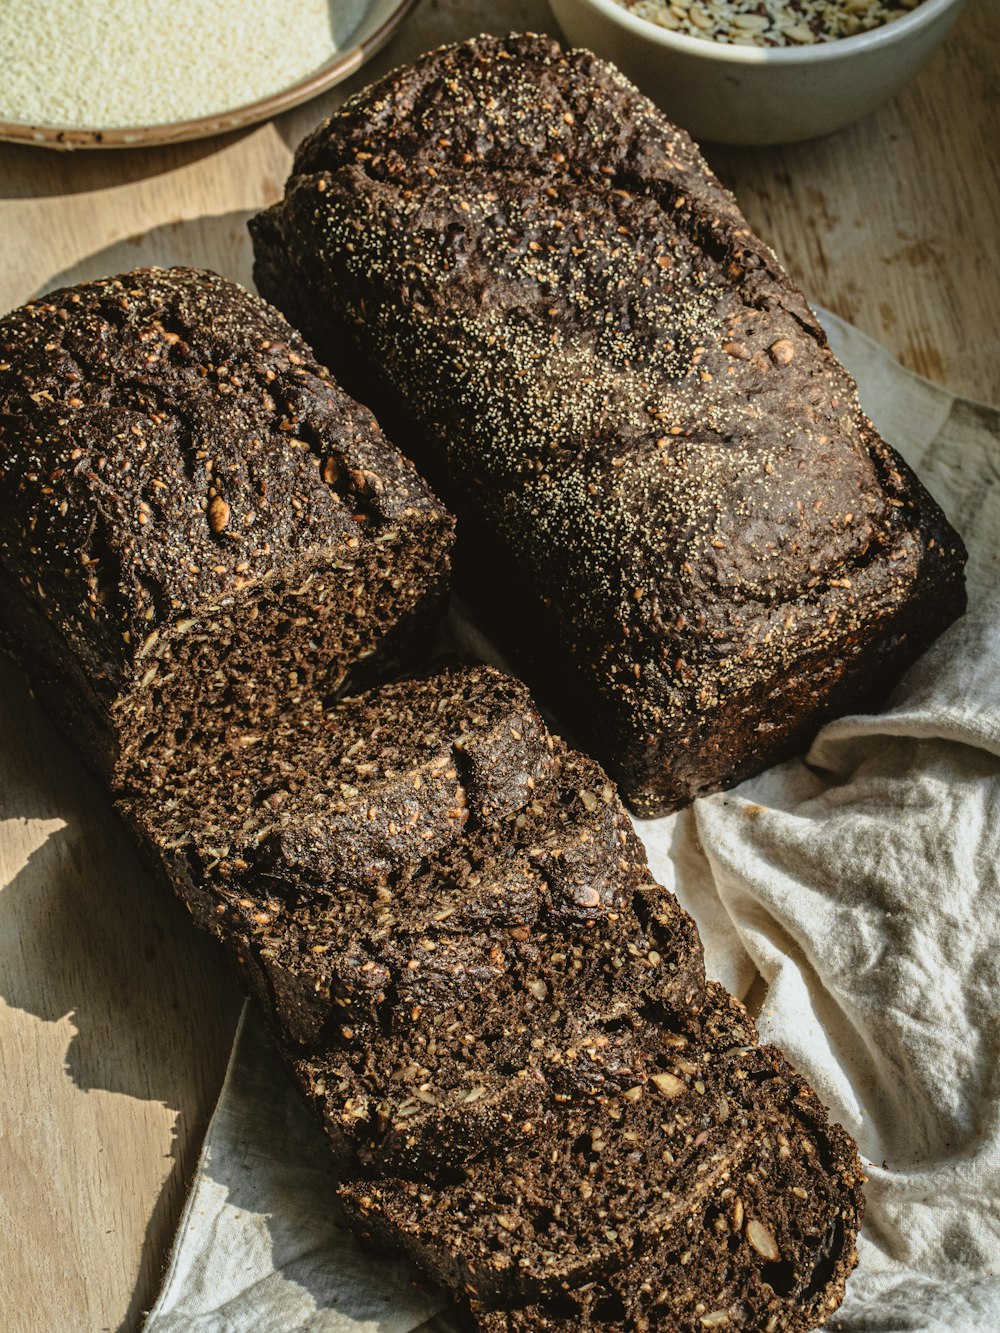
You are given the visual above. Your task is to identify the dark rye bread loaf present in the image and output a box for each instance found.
[250,32,967,815]
[342,986,864,1329]
[124,663,704,1175]
[0,267,453,789]
[126,658,861,1328]
[125,660,862,1326]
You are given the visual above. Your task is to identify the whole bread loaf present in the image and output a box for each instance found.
[0,267,454,789]
[250,32,967,815]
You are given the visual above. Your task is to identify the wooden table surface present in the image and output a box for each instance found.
[0,2,996,1329]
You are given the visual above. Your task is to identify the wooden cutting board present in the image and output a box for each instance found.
[0,1,996,1328]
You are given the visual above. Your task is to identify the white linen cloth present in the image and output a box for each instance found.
[144,314,1000,1333]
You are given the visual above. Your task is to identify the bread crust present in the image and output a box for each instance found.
[251,32,966,814]
[0,266,454,787]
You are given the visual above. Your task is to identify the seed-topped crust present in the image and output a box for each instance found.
[0,267,454,787]
[251,31,966,814]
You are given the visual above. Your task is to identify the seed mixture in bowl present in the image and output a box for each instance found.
[619,0,923,46]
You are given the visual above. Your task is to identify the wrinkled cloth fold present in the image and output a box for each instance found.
[145,313,1000,1333]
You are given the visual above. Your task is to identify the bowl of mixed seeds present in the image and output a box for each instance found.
[548,0,968,143]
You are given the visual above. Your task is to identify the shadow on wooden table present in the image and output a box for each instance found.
[0,656,241,1330]
[33,209,260,299]
[0,133,250,202]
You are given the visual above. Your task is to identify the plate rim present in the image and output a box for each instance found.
[0,0,420,151]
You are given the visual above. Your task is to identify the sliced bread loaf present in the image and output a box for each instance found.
[0,266,454,789]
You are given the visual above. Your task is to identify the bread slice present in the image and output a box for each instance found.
[122,663,555,938]
[239,750,696,1047]
[290,868,703,1176]
[0,267,453,789]
[250,31,966,815]
[341,988,864,1329]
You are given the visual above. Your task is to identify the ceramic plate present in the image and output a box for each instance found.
[0,0,418,151]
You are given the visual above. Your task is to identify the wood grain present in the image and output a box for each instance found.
[0,658,243,1333]
[705,0,1000,405]
[0,1,996,1328]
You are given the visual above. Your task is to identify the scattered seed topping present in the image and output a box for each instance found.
[253,32,963,814]
[620,0,923,47]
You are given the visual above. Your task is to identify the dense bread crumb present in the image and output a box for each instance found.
[343,988,864,1328]
[0,267,454,788]
[127,658,863,1328]
[124,663,704,1176]
[250,30,966,815]
[123,664,556,909]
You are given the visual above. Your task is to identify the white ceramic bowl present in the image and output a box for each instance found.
[548,0,969,144]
